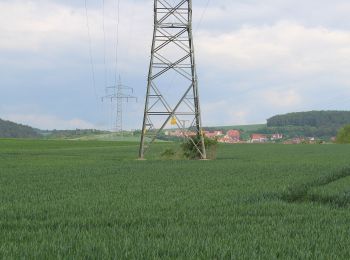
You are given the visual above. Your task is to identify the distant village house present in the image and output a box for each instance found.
[250,134,268,143]
[218,129,241,144]
[203,130,223,139]
[271,133,283,140]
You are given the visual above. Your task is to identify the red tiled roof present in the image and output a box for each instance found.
[227,130,240,137]
[251,134,267,139]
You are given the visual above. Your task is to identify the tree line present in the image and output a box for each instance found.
[263,111,350,138]
[267,111,350,128]
[0,119,40,138]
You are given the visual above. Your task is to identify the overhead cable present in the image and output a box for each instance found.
[84,0,98,100]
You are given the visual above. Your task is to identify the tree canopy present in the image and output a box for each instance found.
[265,111,350,138]
[336,125,350,144]
[267,111,350,128]
[0,119,40,138]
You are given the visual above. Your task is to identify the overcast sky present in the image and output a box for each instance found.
[1,0,350,130]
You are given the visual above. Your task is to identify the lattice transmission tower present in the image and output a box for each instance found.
[139,0,206,159]
[103,77,137,133]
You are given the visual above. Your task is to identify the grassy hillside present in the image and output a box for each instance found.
[41,129,109,139]
[74,133,141,141]
[204,124,266,132]
[1,140,350,258]
[72,132,166,143]
[0,118,40,138]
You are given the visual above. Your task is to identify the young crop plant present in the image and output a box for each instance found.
[2,140,350,259]
[280,167,350,207]
[160,148,183,160]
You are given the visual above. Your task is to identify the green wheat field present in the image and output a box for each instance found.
[1,139,350,258]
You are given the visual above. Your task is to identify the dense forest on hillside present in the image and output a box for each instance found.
[0,119,40,138]
[0,118,108,139]
[268,111,350,128]
[264,111,350,138]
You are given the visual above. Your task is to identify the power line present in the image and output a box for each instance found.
[124,0,136,68]
[102,0,108,89]
[84,0,98,100]
[114,0,121,85]
[195,0,211,33]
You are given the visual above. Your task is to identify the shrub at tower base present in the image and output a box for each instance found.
[181,136,218,160]
[336,125,350,144]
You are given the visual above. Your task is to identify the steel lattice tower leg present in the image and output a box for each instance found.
[139,0,207,159]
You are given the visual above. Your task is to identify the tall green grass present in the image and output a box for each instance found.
[1,140,350,258]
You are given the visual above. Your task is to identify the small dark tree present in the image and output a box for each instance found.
[181,136,218,160]
[336,125,350,144]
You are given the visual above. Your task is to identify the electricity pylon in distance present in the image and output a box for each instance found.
[103,77,137,133]
[139,0,206,159]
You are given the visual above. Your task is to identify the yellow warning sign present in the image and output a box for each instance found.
[171,117,177,125]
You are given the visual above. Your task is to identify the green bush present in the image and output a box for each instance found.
[336,125,350,144]
[181,135,218,160]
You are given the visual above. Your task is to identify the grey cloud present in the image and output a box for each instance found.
[1,0,350,129]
